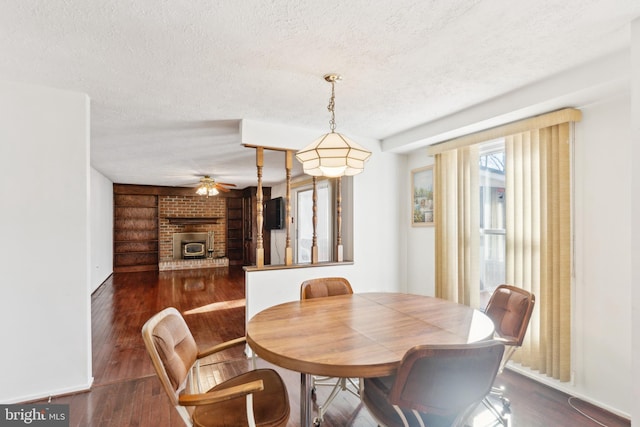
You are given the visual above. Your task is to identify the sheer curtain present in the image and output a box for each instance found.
[431,109,579,381]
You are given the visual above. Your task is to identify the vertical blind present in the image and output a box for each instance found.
[430,108,580,381]
[434,146,480,308]
[505,124,572,381]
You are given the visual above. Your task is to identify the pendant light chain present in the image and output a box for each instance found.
[327,80,336,132]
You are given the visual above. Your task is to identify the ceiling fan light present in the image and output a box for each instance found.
[196,175,223,197]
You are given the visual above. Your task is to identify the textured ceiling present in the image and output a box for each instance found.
[1,1,638,188]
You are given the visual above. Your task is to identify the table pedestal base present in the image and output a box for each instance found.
[301,373,312,426]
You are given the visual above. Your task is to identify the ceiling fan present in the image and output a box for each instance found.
[195,175,236,196]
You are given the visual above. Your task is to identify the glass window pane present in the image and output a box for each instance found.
[295,183,332,264]
[296,190,312,263]
[479,144,506,308]
[316,186,331,261]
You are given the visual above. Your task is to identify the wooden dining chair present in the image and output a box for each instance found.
[300,277,359,425]
[141,307,290,427]
[361,341,505,427]
[482,284,536,425]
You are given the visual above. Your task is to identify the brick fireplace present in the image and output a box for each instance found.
[158,194,228,270]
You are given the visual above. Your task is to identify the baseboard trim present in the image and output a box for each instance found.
[2,377,94,404]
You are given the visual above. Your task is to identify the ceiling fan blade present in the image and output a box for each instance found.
[216,182,237,187]
[217,186,231,192]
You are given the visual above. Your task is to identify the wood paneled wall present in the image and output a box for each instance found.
[113,191,159,272]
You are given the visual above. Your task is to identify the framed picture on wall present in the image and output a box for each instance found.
[411,166,434,226]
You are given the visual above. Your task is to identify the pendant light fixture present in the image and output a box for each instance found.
[296,74,371,177]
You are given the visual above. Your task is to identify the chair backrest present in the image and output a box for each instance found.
[485,284,535,346]
[300,277,353,300]
[389,341,505,417]
[141,307,199,406]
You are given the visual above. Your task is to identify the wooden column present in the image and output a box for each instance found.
[311,177,319,264]
[335,176,344,262]
[284,150,293,265]
[255,147,264,268]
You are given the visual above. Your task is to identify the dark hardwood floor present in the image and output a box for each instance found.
[40,266,629,426]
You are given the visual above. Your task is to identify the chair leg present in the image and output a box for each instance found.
[315,379,345,425]
[482,395,510,426]
[313,378,360,425]
[490,385,511,413]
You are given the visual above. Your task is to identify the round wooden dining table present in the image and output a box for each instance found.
[246,292,495,427]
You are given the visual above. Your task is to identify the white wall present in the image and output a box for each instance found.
[90,167,113,293]
[630,17,640,427]
[405,153,436,296]
[571,95,632,415]
[353,142,406,292]
[0,80,92,402]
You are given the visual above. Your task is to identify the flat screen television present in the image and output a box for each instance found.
[264,197,285,230]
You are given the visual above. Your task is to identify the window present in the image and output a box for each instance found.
[479,140,506,308]
[294,180,333,263]
[432,109,578,381]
